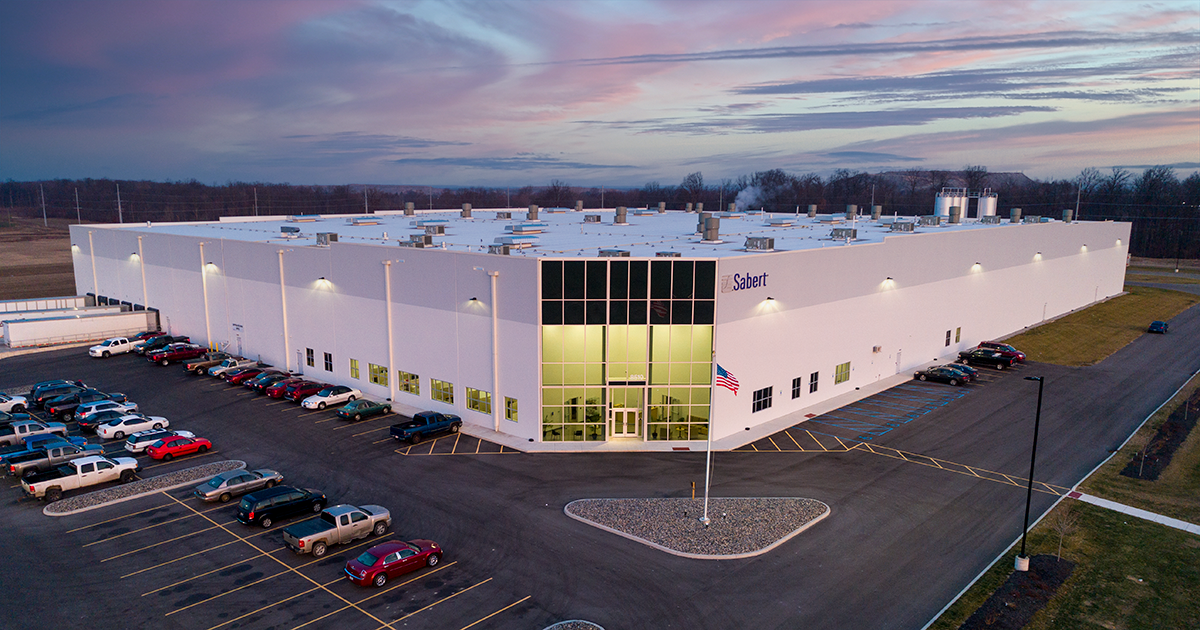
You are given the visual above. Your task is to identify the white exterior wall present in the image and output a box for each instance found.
[70,225,543,441]
[710,221,1129,441]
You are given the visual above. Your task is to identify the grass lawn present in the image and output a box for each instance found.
[1125,273,1200,285]
[1002,286,1198,366]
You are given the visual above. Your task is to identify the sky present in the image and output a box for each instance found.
[1,0,1197,187]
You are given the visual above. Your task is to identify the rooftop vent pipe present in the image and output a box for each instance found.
[1010,207,1022,223]
[695,202,703,213]
[808,204,818,218]
[527,205,539,221]
[702,216,721,242]
[685,202,693,213]
[404,202,415,216]
[728,203,736,212]
[575,200,584,211]
[614,206,628,225]
[1062,209,1073,223]
[872,205,883,221]
[658,202,666,213]
[461,203,472,218]
[845,204,857,220]
[697,211,712,234]
[949,206,962,224]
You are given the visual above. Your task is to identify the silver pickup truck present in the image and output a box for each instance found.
[281,504,391,558]
[6,441,104,477]
[0,419,68,447]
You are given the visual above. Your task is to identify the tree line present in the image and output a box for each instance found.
[3,164,1197,258]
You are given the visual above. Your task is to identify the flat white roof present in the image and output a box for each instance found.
[93,208,1057,259]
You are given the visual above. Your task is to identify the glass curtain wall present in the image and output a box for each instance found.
[541,259,715,442]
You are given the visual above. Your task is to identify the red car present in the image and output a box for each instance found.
[344,540,442,587]
[146,435,212,460]
[148,343,207,366]
[285,381,329,402]
[976,341,1026,363]
[226,367,265,385]
[265,378,306,399]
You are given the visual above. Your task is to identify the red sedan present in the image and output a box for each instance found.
[227,367,265,385]
[285,381,329,402]
[148,343,207,366]
[344,540,442,587]
[146,435,212,460]
[265,378,306,399]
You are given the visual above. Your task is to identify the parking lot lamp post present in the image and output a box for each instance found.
[701,351,716,527]
[1016,375,1044,571]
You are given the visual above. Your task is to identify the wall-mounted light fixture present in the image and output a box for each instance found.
[319,276,326,281]
[131,252,139,260]
[886,277,893,281]
[766,296,775,301]
[470,296,479,302]
[71,243,79,250]
[1116,239,1122,246]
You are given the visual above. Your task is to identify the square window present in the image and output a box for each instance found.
[369,363,388,386]
[431,379,454,404]
[398,371,419,395]
[809,371,819,393]
[792,376,803,399]
[466,387,492,414]
[834,361,851,385]
[752,386,773,413]
[305,348,314,367]
[505,397,518,422]
[350,359,360,379]
[323,352,332,372]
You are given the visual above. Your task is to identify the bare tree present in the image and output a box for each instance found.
[962,164,989,192]
[1048,504,1079,561]
[680,172,705,203]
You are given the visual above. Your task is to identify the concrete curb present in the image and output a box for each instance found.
[41,460,246,517]
[563,497,831,560]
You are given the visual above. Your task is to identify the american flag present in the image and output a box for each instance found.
[715,364,739,395]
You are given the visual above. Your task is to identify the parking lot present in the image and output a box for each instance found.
[3,305,1199,630]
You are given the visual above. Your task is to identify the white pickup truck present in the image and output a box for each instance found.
[89,337,135,358]
[208,356,257,378]
[21,454,140,501]
[282,504,392,557]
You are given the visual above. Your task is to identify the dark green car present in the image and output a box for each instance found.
[336,399,392,421]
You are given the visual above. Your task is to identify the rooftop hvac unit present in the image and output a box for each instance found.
[349,217,380,226]
[316,232,338,246]
[400,234,433,248]
[981,215,1001,224]
[487,244,510,255]
[424,225,445,235]
[890,221,916,232]
[413,219,447,227]
[831,228,857,240]
[584,215,601,223]
[496,211,511,220]
[280,226,301,238]
[287,215,319,223]
[767,218,794,227]
[506,222,546,235]
[599,249,630,257]
[745,237,775,251]
[656,251,681,257]
[494,235,537,249]
[919,215,942,226]
[1023,216,1043,224]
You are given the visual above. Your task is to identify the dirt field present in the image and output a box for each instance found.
[0,214,77,300]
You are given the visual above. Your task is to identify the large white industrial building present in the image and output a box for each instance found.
[69,206,1129,448]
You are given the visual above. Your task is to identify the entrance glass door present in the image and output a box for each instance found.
[610,409,641,437]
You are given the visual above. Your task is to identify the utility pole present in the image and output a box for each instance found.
[601,185,605,209]
[253,187,258,216]
[428,187,432,210]
[74,188,81,223]
[1074,186,1081,221]
[39,181,47,225]
[364,189,369,214]
[116,183,124,223]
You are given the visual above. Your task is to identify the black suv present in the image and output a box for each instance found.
[236,485,326,528]
[32,383,88,409]
[137,335,189,356]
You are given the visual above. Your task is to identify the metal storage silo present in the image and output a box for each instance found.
[977,194,997,217]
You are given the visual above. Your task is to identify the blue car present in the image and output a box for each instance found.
[1148,321,1168,334]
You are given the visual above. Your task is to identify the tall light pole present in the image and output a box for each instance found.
[1016,375,1044,571]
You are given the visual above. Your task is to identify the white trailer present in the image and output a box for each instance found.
[2,310,157,348]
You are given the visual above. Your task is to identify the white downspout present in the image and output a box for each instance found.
[199,242,212,350]
[137,235,147,308]
[278,249,290,372]
[489,270,501,432]
[88,230,98,298]
[384,261,396,403]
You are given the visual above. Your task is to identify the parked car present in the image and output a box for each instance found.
[226,367,266,385]
[136,334,189,355]
[73,399,138,422]
[975,341,1026,363]
[236,485,327,528]
[45,390,128,421]
[0,393,28,414]
[96,413,169,440]
[124,429,195,454]
[282,504,391,557]
[938,363,978,381]
[208,356,258,378]
[184,351,232,375]
[148,343,207,366]
[0,435,87,459]
[957,348,1016,370]
[7,441,104,477]
[914,366,967,385]
[88,337,135,358]
[1148,320,1169,334]
[302,385,362,410]
[76,409,134,433]
[0,410,33,427]
[339,399,393,422]
[389,411,460,444]
[0,420,69,447]
[265,379,307,399]
[247,372,292,391]
[31,383,88,409]
[131,330,165,342]
[194,468,283,503]
[285,381,330,402]
[21,455,139,501]
[146,435,212,460]
[344,540,443,587]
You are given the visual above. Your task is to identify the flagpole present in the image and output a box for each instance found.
[701,350,716,526]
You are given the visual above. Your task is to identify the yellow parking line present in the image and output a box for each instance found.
[140,449,220,471]
[804,430,829,452]
[289,561,457,630]
[351,426,390,437]
[168,567,294,615]
[783,430,803,450]
[236,391,257,396]
[767,436,782,451]
[387,577,492,624]
[84,512,228,547]
[159,494,395,630]
[125,516,314,580]
[333,413,392,430]
[298,410,326,417]
[101,523,229,562]
[460,596,532,630]
[372,437,392,445]
[449,432,461,453]
[67,500,178,533]
[264,400,289,406]
[314,416,340,424]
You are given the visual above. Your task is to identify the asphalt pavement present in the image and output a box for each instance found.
[1,300,1198,630]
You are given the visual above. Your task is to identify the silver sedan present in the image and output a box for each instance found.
[194,468,283,503]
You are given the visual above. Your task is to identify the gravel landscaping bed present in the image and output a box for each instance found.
[544,621,605,630]
[43,460,245,516]
[565,497,830,559]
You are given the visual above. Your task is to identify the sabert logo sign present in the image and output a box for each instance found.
[720,272,769,293]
